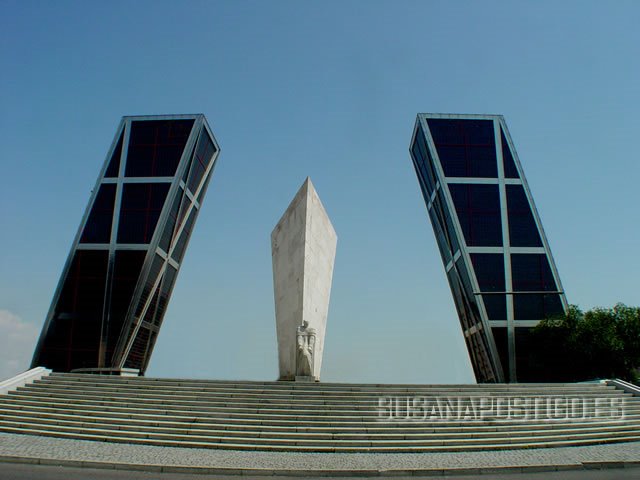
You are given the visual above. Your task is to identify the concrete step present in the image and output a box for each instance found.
[42,374,615,392]
[10,388,635,414]
[1,401,636,428]
[2,413,638,440]
[48,372,603,388]
[1,423,640,453]
[0,408,640,435]
[41,375,617,391]
[25,382,628,402]
[1,418,639,445]
[39,375,616,394]
[2,395,634,421]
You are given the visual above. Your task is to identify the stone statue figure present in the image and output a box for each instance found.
[296,320,316,378]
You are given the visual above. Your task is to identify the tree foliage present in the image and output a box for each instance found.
[531,303,640,382]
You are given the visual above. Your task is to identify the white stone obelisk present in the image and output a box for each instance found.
[271,177,337,381]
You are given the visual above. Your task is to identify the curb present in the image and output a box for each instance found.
[2,455,640,476]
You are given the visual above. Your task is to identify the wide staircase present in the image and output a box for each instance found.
[1,372,639,452]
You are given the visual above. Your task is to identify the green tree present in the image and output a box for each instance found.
[531,304,640,382]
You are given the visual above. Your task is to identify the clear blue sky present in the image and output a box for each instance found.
[1,1,638,383]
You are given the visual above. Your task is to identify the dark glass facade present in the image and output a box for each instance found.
[410,114,567,382]
[32,114,220,374]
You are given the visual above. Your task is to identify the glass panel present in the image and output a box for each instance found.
[411,141,433,199]
[455,256,481,319]
[471,253,507,321]
[468,329,497,383]
[197,163,215,205]
[457,257,500,380]
[171,207,197,264]
[154,264,177,327]
[447,268,473,330]
[132,330,158,371]
[483,294,507,320]
[125,119,194,177]
[36,250,108,371]
[427,119,497,178]
[511,254,557,291]
[56,250,108,319]
[416,124,438,189]
[455,258,471,298]
[428,204,451,265]
[515,327,539,382]
[176,189,193,228]
[491,327,509,377]
[501,128,519,179]
[142,286,160,324]
[447,255,500,381]
[465,331,485,381]
[410,124,437,197]
[106,250,146,362]
[134,254,164,318]
[32,325,68,371]
[158,192,182,253]
[104,129,124,178]
[513,293,564,320]
[181,138,198,182]
[411,156,431,204]
[449,184,502,246]
[439,191,460,254]
[123,327,151,370]
[506,185,542,247]
[187,130,216,195]
[117,183,170,244]
[80,184,116,244]
[470,253,505,292]
[431,193,459,258]
[143,331,158,372]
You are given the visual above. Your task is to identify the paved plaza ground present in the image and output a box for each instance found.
[1,433,639,477]
[3,463,640,480]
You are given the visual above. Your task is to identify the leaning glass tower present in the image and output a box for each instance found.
[410,114,567,382]
[32,114,220,374]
